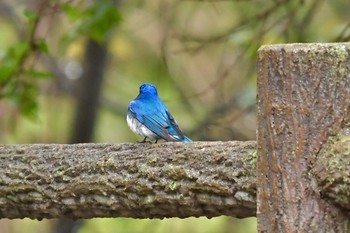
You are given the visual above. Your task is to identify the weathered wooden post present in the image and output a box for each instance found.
[257,43,350,232]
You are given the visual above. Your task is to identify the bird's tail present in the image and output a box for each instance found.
[181,136,192,142]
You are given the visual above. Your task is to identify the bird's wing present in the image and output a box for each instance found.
[128,100,173,141]
[142,113,176,141]
[165,110,185,139]
[129,99,185,141]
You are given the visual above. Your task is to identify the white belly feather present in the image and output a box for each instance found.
[127,113,159,140]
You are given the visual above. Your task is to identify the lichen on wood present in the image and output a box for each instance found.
[312,126,350,212]
[257,43,350,233]
[0,141,257,220]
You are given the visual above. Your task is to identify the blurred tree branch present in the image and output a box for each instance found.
[175,0,290,53]
[0,0,53,117]
[335,22,350,42]
[0,0,121,119]
[189,92,255,141]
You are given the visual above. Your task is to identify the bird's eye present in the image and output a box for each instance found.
[140,84,145,91]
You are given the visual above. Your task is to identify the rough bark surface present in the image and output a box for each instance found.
[0,141,257,219]
[312,126,350,212]
[257,43,350,233]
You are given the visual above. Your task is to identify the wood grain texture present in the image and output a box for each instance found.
[257,43,350,233]
[0,141,257,219]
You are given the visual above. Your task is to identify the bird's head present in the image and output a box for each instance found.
[139,83,158,96]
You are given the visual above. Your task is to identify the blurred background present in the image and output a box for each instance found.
[0,0,349,232]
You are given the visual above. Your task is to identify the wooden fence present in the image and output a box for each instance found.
[0,43,349,232]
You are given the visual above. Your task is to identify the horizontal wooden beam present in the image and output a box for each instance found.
[0,141,257,219]
[1,139,349,220]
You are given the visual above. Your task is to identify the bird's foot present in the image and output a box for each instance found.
[137,137,152,144]
[137,140,152,144]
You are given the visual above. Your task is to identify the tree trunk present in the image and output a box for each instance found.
[257,43,350,233]
[70,39,107,143]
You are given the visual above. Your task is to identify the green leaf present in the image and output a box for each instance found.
[0,41,29,82]
[23,9,38,22]
[11,42,30,62]
[85,2,122,42]
[26,70,52,79]
[0,65,16,81]
[61,3,82,21]
[8,83,39,120]
[37,39,49,53]
[59,1,123,46]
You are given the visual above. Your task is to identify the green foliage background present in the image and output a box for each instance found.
[0,0,349,232]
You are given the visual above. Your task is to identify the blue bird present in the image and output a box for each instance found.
[127,83,191,143]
